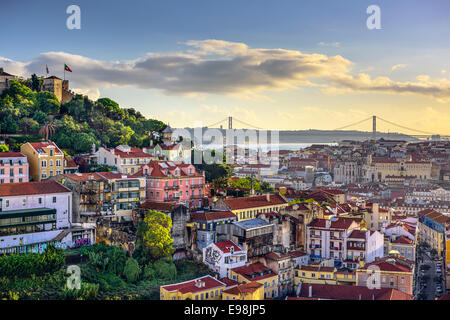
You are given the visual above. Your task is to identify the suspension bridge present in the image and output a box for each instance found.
[201,115,450,140]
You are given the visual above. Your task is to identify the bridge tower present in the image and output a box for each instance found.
[372,115,376,141]
[228,116,233,129]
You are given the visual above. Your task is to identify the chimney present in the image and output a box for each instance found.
[266,193,271,202]
[308,285,312,298]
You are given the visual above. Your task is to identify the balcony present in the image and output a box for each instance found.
[164,185,180,190]
[164,196,180,201]
[191,194,204,199]
[310,244,321,249]
[190,183,204,188]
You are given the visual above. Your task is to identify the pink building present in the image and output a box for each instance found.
[133,161,206,208]
[0,152,29,184]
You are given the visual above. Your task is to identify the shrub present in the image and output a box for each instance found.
[123,258,141,283]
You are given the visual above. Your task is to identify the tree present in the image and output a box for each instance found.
[0,144,9,152]
[19,117,39,135]
[136,210,174,261]
[31,74,41,92]
[32,110,47,124]
[123,257,141,283]
[39,122,57,140]
[36,91,60,114]
[73,132,98,153]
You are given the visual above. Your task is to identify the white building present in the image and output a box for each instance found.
[203,240,247,278]
[96,145,153,174]
[0,181,95,254]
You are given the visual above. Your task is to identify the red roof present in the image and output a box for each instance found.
[0,181,70,197]
[298,283,413,300]
[190,210,236,221]
[223,282,263,295]
[0,152,26,158]
[288,250,308,258]
[161,275,225,294]
[63,173,106,182]
[106,147,152,158]
[219,277,239,288]
[348,230,366,239]
[360,256,413,273]
[392,236,414,245]
[214,241,243,254]
[27,141,63,154]
[309,218,359,230]
[231,262,277,281]
[223,194,287,210]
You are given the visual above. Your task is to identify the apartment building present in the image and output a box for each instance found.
[417,209,450,256]
[229,262,279,299]
[0,152,29,184]
[20,141,65,181]
[160,275,226,300]
[203,240,247,278]
[0,181,95,254]
[356,255,415,295]
[213,194,288,221]
[134,161,206,208]
[96,145,153,174]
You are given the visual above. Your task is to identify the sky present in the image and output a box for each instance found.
[1,0,450,134]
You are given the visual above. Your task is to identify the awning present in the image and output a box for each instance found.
[0,208,56,219]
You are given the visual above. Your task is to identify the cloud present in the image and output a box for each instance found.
[391,64,407,71]
[1,40,450,102]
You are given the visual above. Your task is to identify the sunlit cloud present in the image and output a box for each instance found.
[391,64,407,71]
[1,40,450,102]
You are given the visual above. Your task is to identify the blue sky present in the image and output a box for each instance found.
[1,0,450,133]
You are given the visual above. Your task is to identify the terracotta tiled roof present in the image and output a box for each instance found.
[348,230,366,239]
[298,284,413,300]
[360,256,413,273]
[219,277,239,288]
[28,141,63,154]
[161,275,225,294]
[223,194,287,210]
[105,147,152,158]
[0,152,26,158]
[139,201,180,212]
[392,236,414,245]
[297,265,335,272]
[214,241,243,254]
[190,210,236,221]
[288,250,308,258]
[0,181,70,197]
[231,262,277,281]
[223,281,263,295]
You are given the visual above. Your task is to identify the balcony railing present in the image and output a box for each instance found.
[164,196,180,201]
[191,194,204,199]
[190,183,204,188]
[164,185,180,190]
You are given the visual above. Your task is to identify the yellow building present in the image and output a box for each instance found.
[20,141,65,181]
[160,275,226,300]
[446,232,450,291]
[222,282,264,300]
[214,194,288,221]
[294,265,337,285]
[418,209,450,256]
[335,270,357,285]
[370,157,432,182]
[229,262,279,299]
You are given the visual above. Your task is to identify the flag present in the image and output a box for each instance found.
[46,64,49,74]
[64,64,72,72]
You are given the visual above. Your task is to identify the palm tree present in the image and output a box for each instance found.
[39,122,57,141]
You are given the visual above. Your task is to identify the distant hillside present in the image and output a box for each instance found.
[175,127,418,144]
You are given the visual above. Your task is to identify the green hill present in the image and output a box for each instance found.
[0,79,167,154]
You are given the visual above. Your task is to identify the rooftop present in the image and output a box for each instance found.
[0,181,70,197]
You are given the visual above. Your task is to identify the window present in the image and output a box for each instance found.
[52,197,56,203]
[49,160,53,167]
[56,160,61,167]
[49,149,53,156]
[39,198,42,204]
[41,160,47,167]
